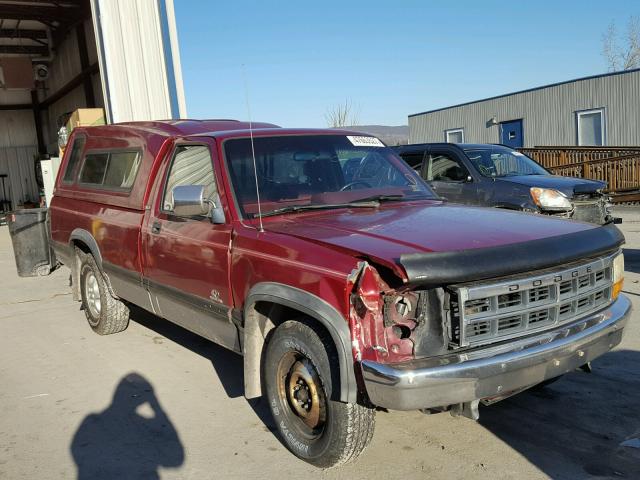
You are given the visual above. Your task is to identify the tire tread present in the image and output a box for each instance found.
[266,319,375,468]
[79,253,129,335]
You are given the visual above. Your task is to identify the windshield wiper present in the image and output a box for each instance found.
[257,201,380,218]
[348,194,406,203]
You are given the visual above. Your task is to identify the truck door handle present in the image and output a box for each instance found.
[151,221,161,234]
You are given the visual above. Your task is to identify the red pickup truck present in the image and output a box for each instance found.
[50,119,630,467]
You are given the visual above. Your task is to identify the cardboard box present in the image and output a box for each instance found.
[66,108,105,133]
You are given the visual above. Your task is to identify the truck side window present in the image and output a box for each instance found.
[62,136,86,183]
[80,153,109,184]
[78,151,141,190]
[163,145,217,212]
[427,153,468,182]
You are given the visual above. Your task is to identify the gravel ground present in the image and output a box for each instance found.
[1,209,639,479]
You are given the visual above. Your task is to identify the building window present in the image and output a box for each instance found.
[576,108,605,146]
[445,128,464,143]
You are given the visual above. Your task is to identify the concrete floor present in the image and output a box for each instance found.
[1,211,640,479]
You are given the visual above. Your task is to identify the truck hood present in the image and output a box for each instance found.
[498,175,606,197]
[264,202,619,283]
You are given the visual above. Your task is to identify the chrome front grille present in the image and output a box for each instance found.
[449,253,616,348]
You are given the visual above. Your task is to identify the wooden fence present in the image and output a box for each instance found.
[519,147,640,196]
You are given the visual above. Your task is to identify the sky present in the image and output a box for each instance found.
[174,0,638,128]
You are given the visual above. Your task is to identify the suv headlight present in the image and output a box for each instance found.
[612,252,624,300]
[530,187,573,211]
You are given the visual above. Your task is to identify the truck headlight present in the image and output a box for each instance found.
[612,252,624,300]
[530,187,572,211]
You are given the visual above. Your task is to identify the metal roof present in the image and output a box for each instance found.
[0,0,88,56]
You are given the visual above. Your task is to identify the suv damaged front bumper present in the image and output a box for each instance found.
[361,294,631,411]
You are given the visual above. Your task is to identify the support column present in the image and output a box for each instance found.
[30,89,46,155]
[76,22,96,107]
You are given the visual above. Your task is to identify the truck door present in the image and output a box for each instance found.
[141,138,238,351]
[423,147,478,205]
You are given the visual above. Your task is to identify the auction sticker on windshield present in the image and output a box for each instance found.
[347,135,385,147]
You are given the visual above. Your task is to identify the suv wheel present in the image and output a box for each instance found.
[79,254,129,335]
[264,319,375,468]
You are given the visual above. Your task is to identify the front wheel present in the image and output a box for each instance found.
[264,320,375,468]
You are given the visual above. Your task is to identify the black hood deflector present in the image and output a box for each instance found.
[399,224,624,287]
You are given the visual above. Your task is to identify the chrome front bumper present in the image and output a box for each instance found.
[361,295,631,411]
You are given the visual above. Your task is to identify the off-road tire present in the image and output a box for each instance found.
[79,254,129,335]
[264,319,375,468]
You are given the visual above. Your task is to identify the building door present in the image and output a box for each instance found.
[500,119,523,148]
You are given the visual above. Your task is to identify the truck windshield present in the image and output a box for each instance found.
[463,146,548,177]
[224,135,435,218]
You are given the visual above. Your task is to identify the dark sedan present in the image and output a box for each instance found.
[394,143,617,224]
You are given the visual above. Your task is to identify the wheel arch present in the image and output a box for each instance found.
[243,282,358,404]
[68,228,117,300]
[69,228,103,266]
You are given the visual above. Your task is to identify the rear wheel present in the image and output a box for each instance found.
[79,254,129,335]
[264,320,375,468]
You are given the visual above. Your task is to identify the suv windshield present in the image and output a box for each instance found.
[463,146,548,177]
[224,135,434,218]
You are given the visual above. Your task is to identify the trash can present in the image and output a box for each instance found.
[7,208,55,277]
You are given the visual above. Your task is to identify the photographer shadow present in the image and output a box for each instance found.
[70,372,184,480]
[126,306,276,430]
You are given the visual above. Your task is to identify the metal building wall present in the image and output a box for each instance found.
[41,17,104,152]
[0,88,40,207]
[409,69,640,147]
[0,146,39,207]
[90,0,187,123]
[0,90,37,148]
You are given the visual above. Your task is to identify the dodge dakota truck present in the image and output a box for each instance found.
[49,120,630,467]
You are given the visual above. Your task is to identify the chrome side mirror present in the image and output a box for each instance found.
[171,185,226,224]
[172,185,210,217]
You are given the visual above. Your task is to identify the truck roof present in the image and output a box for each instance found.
[394,142,513,152]
[111,119,281,136]
[83,120,374,140]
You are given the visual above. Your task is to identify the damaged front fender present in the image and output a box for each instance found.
[348,262,424,364]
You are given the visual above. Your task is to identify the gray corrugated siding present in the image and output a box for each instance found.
[409,70,640,147]
[91,0,186,123]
